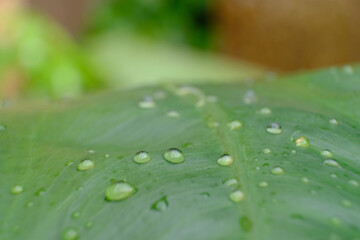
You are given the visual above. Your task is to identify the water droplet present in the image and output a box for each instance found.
[224,178,238,187]
[88,149,95,154]
[340,199,352,207]
[239,216,252,233]
[62,227,79,240]
[243,90,257,104]
[35,187,46,196]
[291,149,296,154]
[10,185,23,195]
[77,159,95,171]
[259,107,271,115]
[229,190,245,203]
[343,65,353,74]
[271,167,284,175]
[329,217,342,226]
[217,154,234,166]
[228,120,242,130]
[0,124,7,131]
[71,211,80,219]
[301,177,310,184]
[295,136,310,147]
[139,96,156,108]
[26,201,34,207]
[262,148,272,154]
[163,148,184,164]
[65,161,74,166]
[323,159,340,168]
[85,221,93,229]
[166,110,179,118]
[255,166,260,170]
[330,173,338,178]
[206,95,218,102]
[207,120,220,128]
[348,180,359,187]
[133,151,151,164]
[105,154,110,158]
[329,118,338,125]
[266,123,282,134]
[151,196,168,211]
[258,181,268,188]
[105,181,137,201]
[200,192,210,198]
[321,149,333,158]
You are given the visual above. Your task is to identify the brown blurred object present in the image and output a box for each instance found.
[216,0,360,71]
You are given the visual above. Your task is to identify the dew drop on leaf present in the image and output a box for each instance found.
[329,118,338,125]
[138,96,156,108]
[239,216,253,233]
[151,196,169,211]
[35,187,46,196]
[271,167,284,175]
[0,124,7,131]
[166,110,180,118]
[10,185,23,195]
[77,159,95,171]
[262,148,272,154]
[258,181,269,188]
[323,159,340,168]
[65,161,74,166]
[295,136,310,147]
[229,190,245,203]
[259,107,271,115]
[223,178,238,187]
[62,227,79,240]
[301,177,310,184]
[320,149,333,158]
[348,180,359,187]
[227,120,242,130]
[266,123,282,134]
[85,221,93,229]
[217,154,234,166]
[26,201,34,208]
[105,181,137,201]
[163,148,184,164]
[133,151,151,164]
[71,211,80,219]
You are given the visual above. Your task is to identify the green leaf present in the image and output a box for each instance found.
[1,66,360,240]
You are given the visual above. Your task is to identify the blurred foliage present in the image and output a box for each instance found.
[86,0,215,49]
[0,11,104,99]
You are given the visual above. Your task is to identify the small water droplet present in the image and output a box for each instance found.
[295,136,310,147]
[228,120,242,130]
[11,185,24,195]
[0,124,7,131]
[88,149,95,154]
[329,217,342,226]
[139,96,156,108]
[223,178,238,186]
[35,187,46,196]
[151,196,169,211]
[321,149,333,158]
[258,181,268,188]
[77,159,95,171]
[259,107,271,115]
[62,227,79,240]
[217,154,234,166]
[71,211,80,219]
[255,166,260,170]
[239,216,252,233]
[330,173,338,178]
[200,192,210,198]
[85,221,93,229]
[301,177,310,184]
[65,161,74,166]
[163,148,184,164]
[271,167,284,175]
[262,148,272,154]
[329,118,338,125]
[323,159,340,168]
[133,151,151,164]
[105,154,110,158]
[26,201,34,207]
[166,110,180,118]
[243,90,257,104]
[266,123,282,134]
[348,180,359,187]
[229,190,245,203]
[340,199,352,208]
[105,181,137,201]
[207,120,220,128]
[291,149,296,154]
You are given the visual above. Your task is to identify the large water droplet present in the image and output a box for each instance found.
[11,185,23,195]
[329,118,338,125]
[163,148,184,164]
[258,181,268,188]
[62,227,79,240]
[77,159,95,171]
[228,121,242,130]
[105,181,137,201]
[321,149,333,158]
[295,136,309,147]
[271,167,284,175]
[323,159,340,168]
[217,154,234,166]
[139,96,156,108]
[266,123,282,134]
[259,107,271,115]
[166,110,180,118]
[239,216,253,233]
[224,178,238,187]
[151,196,168,211]
[229,190,245,203]
[133,151,151,164]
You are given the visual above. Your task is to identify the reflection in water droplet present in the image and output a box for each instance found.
[166,110,180,118]
[163,148,184,164]
[224,178,238,187]
[10,185,24,195]
[229,190,245,203]
[301,177,310,184]
[329,118,338,125]
[139,96,156,108]
[71,211,80,219]
[228,121,242,130]
[340,199,352,208]
[323,159,340,168]
[295,136,309,147]
[133,151,151,164]
[62,227,79,240]
[266,123,282,134]
[263,148,272,154]
[348,180,359,187]
[77,159,95,171]
[239,216,253,233]
[271,167,284,175]
[105,181,137,201]
[151,196,169,211]
[259,107,271,115]
[258,181,268,188]
[321,149,333,158]
[217,154,234,166]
